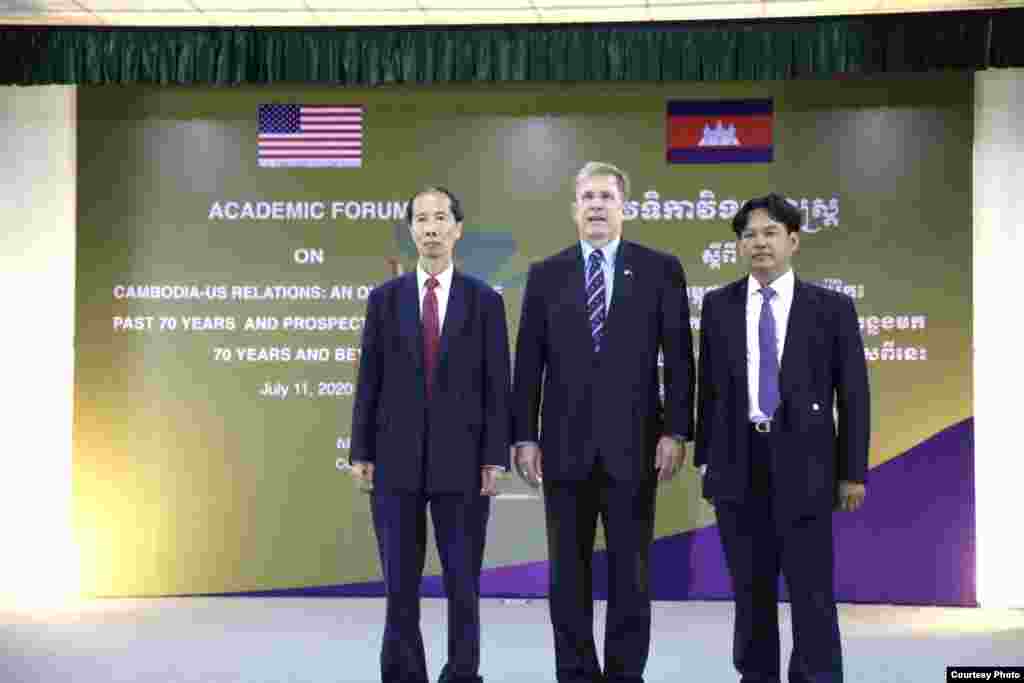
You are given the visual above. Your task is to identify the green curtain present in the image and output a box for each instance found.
[2,11,1022,86]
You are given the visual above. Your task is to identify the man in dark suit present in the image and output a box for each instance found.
[349,186,511,683]
[695,193,870,683]
[513,162,695,683]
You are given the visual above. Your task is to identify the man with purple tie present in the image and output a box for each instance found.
[696,193,870,683]
[350,186,511,683]
[513,162,695,683]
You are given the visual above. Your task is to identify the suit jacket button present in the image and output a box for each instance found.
[812,403,820,411]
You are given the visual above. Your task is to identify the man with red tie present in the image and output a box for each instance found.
[350,186,511,683]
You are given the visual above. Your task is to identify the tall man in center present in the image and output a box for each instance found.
[513,162,695,683]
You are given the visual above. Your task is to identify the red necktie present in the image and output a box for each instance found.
[423,277,440,398]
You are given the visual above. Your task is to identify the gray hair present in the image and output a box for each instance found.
[575,161,630,200]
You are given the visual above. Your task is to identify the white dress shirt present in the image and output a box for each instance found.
[417,262,454,330]
[746,269,795,421]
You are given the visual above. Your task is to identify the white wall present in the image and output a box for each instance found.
[974,68,1024,608]
[0,86,78,606]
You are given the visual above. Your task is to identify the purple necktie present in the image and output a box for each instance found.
[423,277,440,398]
[758,286,780,418]
[586,250,606,353]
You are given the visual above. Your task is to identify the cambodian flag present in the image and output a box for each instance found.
[666,99,773,164]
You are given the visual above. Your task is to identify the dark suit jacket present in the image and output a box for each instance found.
[512,241,695,483]
[695,276,870,519]
[350,270,511,494]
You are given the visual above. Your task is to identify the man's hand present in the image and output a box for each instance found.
[836,480,865,512]
[481,467,501,496]
[516,443,543,487]
[351,461,375,491]
[655,436,686,482]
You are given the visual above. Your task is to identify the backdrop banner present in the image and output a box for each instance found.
[75,75,974,604]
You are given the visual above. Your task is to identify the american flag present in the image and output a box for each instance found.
[258,104,363,168]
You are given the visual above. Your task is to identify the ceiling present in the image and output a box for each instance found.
[0,0,1018,27]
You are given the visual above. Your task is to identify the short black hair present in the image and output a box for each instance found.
[731,193,802,238]
[404,186,464,225]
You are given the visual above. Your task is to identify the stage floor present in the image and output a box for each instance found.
[2,598,1022,682]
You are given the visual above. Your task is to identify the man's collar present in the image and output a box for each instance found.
[581,237,622,263]
[417,262,454,290]
[747,269,795,299]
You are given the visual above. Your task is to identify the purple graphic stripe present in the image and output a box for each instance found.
[207,419,974,606]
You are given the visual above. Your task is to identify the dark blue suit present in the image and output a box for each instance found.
[351,270,511,683]
[696,277,870,683]
[513,241,695,683]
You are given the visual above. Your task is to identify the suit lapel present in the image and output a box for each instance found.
[779,278,812,397]
[605,241,632,327]
[725,278,749,384]
[398,273,423,372]
[437,271,467,372]
[563,245,593,352]
[722,279,750,419]
[596,241,632,357]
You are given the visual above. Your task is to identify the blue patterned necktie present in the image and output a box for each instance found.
[758,286,780,418]
[586,250,607,353]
